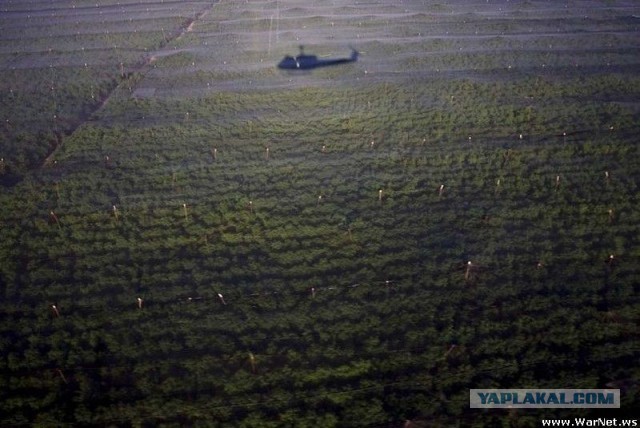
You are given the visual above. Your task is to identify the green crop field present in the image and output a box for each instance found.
[1,0,639,426]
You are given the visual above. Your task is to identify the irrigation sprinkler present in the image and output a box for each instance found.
[444,344,457,358]
[248,352,256,373]
[112,205,119,221]
[137,297,143,309]
[50,211,61,230]
[402,158,409,175]
[503,149,512,164]
[464,261,473,281]
[56,368,68,384]
[217,293,227,305]
[265,147,270,160]
[378,189,383,202]
[438,184,445,199]
[51,304,60,318]
[182,203,188,221]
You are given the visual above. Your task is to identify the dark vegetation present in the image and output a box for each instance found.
[1,0,639,426]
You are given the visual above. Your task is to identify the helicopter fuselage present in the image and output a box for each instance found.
[277,49,358,70]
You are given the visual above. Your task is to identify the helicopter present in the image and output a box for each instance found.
[277,45,358,70]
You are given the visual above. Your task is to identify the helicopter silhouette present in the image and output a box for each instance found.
[277,45,358,70]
